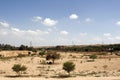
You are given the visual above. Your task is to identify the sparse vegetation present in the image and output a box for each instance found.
[0,44,120,78]
[63,61,75,76]
[1,43,120,53]
[28,52,31,56]
[39,49,46,56]
[89,54,97,61]
[0,54,3,58]
[46,51,60,64]
[103,65,108,71]
[17,54,26,58]
[19,45,28,50]
[12,64,27,76]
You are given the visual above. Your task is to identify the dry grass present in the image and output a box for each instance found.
[0,51,120,79]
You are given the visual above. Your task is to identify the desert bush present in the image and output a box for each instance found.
[89,54,97,61]
[32,49,37,53]
[46,51,60,64]
[0,54,3,58]
[17,54,26,58]
[117,69,120,72]
[63,61,75,76]
[41,60,46,64]
[72,55,77,58]
[69,54,72,56]
[31,53,36,56]
[94,66,97,69]
[103,65,108,71]
[39,49,46,56]
[12,64,27,76]
[28,52,31,56]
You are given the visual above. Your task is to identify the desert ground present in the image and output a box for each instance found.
[0,51,120,80]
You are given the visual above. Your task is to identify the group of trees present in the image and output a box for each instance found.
[45,51,75,76]
[0,44,35,51]
[12,50,75,77]
[0,44,17,50]
[1,43,120,52]
[12,62,75,77]
[47,44,120,52]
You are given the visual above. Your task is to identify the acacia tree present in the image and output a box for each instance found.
[46,51,60,64]
[63,61,75,76]
[12,64,27,76]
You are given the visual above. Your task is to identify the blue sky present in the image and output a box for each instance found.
[0,0,120,46]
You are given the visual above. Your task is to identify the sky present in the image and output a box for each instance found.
[0,0,120,46]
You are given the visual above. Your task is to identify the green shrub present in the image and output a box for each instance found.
[12,64,27,76]
[63,61,75,76]
[89,54,97,60]
[39,49,46,56]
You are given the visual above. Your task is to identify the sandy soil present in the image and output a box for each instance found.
[0,77,120,80]
[0,51,120,80]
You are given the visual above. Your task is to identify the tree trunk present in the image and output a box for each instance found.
[68,72,70,76]
[17,71,21,76]
[52,59,55,64]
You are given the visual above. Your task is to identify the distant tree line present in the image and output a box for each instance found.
[0,44,17,50]
[1,43,120,52]
[45,44,120,52]
[0,44,35,51]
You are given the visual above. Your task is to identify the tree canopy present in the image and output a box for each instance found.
[63,61,75,75]
[46,51,60,64]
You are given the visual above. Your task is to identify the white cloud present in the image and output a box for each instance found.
[11,28,25,36]
[30,29,48,35]
[0,21,9,28]
[32,16,58,27]
[85,18,92,22]
[11,28,20,32]
[27,30,38,35]
[60,31,68,35]
[115,36,120,40]
[32,16,42,22]
[116,21,120,26]
[103,33,111,37]
[69,14,78,20]
[42,18,58,26]
[80,32,87,37]
[0,30,8,35]
[11,27,49,36]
